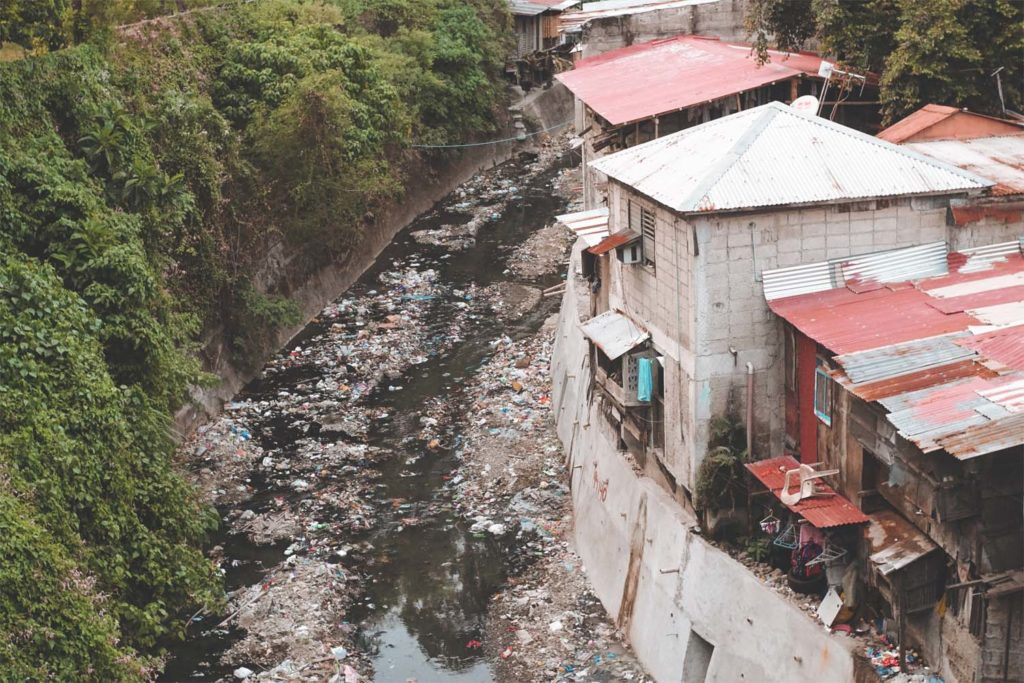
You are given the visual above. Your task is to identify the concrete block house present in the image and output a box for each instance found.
[551,101,1024,682]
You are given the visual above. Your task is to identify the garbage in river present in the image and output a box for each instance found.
[164,136,646,682]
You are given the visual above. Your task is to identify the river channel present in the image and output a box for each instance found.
[162,148,572,682]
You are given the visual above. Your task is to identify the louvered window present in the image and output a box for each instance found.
[628,201,656,267]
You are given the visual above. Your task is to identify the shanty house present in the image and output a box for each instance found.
[761,240,1024,683]
[509,0,579,59]
[570,101,1024,502]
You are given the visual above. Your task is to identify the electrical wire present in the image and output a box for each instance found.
[410,119,573,149]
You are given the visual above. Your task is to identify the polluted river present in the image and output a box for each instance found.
[161,139,649,683]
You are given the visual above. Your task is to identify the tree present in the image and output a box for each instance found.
[745,0,1023,123]
[881,0,1022,122]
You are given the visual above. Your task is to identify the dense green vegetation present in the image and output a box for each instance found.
[745,0,1023,123]
[0,0,508,678]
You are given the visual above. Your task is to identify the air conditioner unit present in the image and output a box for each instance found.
[618,241,643,264]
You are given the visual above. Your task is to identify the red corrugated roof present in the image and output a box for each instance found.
[766,243,1024,460]
[957,323,1024,371]
[877,104,960,143]
[879,104,1023,144]
[746,456,869,528]
[767,286,978,356]
[588,229,639,255]
[555,36,823,126]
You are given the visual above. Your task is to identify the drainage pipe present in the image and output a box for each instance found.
[746,362,754,457]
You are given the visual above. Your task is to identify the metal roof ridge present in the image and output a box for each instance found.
[680,104,784,212]
[776,105,996,189]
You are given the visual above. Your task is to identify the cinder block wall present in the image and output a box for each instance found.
[602,178,1024,488]
[690,198,1023,472]
[605,183,697,489]
[580,0,751,59]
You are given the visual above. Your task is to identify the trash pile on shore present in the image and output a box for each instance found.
[169,134,650,682]
[180,255,489,679]
[447,316,650,682]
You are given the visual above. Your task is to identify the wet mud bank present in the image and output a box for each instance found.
[162,138,612,682]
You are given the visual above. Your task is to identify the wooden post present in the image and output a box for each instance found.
[896,574,907,672]
[790,78,799,103]
[654,117,660,139]
[1004,597,1015,681]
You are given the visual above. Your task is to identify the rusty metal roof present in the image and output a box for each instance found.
[865,509,939,576]
[908,134,1024,196]
[590,103,991,216]
[578,310,649,360]
[765,241,1024,460]
[588,229,639,255]
[556,36,823,127]
[556,208,610,248]
[745,456,870,528]
[763,241,949,302]
[877,104,962,144]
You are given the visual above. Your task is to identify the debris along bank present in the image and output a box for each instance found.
[163,136,647,682]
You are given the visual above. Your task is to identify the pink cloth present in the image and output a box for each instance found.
[799,522,825,547]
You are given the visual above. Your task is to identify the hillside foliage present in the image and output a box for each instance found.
[0,0,508,678]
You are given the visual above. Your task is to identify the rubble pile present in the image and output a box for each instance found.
[487,551,649,683]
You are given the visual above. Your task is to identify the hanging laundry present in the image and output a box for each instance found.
[637,357,654,402]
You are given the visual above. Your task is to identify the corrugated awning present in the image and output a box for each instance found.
[588,229,639,255]
[579,310,649,360]
[556,207,610,248]
[745,456,869,528]
[865,509,939,577]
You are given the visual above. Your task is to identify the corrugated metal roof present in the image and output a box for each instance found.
[836,333,975,384]
[588,229,639,255]
[877,104,961,144]
[864,509,940,574]
[590,103,992,215]
[559,0,715,33]
[869,525,939,577]
[843,242,949,286]
[578,310,649,360]
[954,238,1024,273]
[956,323,1024,371]
[509,0,550,16]
[767,244,1024,460]
[907,134,1024,196]
[556,207,610,247]
[555,36,822,127]
[745,456,870,528]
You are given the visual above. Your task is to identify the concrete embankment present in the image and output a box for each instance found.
[551,245,863,682]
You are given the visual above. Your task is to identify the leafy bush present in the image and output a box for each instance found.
[0,0,510,676]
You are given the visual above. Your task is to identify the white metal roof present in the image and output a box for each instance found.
[590,102,992,215]
[907,134,1024,196]
[556,207,610,247]
[579,310,649,360]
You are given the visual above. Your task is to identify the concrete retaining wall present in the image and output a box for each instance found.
[552,250,860,682]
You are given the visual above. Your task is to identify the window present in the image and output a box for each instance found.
[814,358,833,426]
[628,200,656,267]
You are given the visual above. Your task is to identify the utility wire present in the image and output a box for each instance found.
[410,119,573,149]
